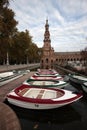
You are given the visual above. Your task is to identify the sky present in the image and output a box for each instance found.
[9,0,87,52]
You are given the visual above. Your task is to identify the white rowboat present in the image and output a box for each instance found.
[6,84,82,110]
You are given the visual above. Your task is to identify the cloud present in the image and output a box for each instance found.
[9,0,87,52]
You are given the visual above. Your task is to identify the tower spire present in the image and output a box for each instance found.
[43,19,51,43]
[41,19,54,69]
[46,18,48,25]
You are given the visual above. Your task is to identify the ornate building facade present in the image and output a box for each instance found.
[40,20,84,69]
[41,19,55,69]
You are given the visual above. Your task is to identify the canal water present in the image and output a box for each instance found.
[5,83,87,130]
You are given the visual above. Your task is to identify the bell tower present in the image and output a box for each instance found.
[41,19,55,69]
[44,19,51,45]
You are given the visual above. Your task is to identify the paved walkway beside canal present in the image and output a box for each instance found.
[0,64,39,73]
[0,102,21,130]
[0,71,35,130]
[0,71,35,102]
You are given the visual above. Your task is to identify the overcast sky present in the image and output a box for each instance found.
[9,0,87,52]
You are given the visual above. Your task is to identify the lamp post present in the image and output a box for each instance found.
[38,50,42,68]
[38,51,41,61]
[25,49,29,65]
[6,52,9,65]
[27,55,29,64]
[6,52,9,71]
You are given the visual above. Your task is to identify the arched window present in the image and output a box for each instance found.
[51,66,53,69]
[41,60,43,63]
[46,58,48,63]
[51,59,53,63]
[46,65,48,69]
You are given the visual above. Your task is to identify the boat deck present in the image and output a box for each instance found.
[28,80,57,85]
[73,75,87,81]
[18,88,64,99]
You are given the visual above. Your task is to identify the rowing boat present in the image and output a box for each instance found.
[6,84,82,110]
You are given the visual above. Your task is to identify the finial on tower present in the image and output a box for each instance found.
[46,17,48,25]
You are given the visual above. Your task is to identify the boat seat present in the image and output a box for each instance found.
[18,88,29,96]
[56,91,64,98]
[36,90,45,99]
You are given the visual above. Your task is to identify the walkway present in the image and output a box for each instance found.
[0,63,40,73]
[0,71,35,102]
[0,71,35,130]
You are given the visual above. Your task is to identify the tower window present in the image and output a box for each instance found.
[51,60,53,63]
[46,58,48,63]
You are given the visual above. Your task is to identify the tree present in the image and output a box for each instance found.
[9,30,42,64]
[9,30,33,64]
[27,43,38,63]
[0,0,41,65]
[0,0,18,64]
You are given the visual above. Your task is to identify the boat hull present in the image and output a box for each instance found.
[6,85,82,110]
[82,82,87,93]
[34,73,59,77]
[69,75,87,84]
[7,97,80,110]
[23,79,68,89]
[30,75,63,81]
[69,74,87,90]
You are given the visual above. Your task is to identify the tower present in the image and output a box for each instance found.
[41,19,55,69]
